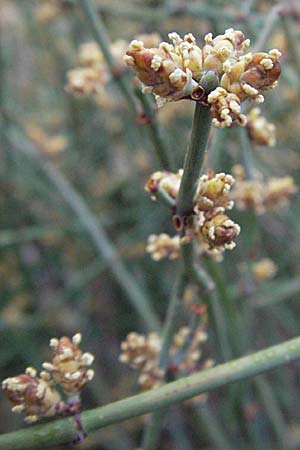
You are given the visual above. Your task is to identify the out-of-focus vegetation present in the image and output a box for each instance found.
[1,0,300,449]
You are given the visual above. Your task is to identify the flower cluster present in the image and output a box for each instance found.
[35,0,73,24]
[146,169,240,260]
[124,28,281,127]
[2,334,94,423]
[66,33,161,107]
[66,40,126,98]
[231,166,297,214]
[246,108,276,146]
[119,316,209,390]
[252,258,277,283]
[25,123,67,156]
[146,234,181,261]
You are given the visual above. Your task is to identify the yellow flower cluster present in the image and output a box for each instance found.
[246,108,276,146]
[42,333,94,396]
[145,170,240,260]
[119,320,209,390]
[35,0,73,25]
[2,333,94,423]
[124,28,281,127]
[252,258,277,283]
[231,167,297,214]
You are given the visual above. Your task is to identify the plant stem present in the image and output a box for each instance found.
[176,72,218,218]
[78,0,138,115]
[142,270,186,450]
[79,0,173,170]
[1,336,300,450]
[4,120,160,331]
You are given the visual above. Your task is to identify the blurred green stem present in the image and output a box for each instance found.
[79,0,173,169]
[3,119,160,331]
[1,336,300,450]
[142,270,186,449]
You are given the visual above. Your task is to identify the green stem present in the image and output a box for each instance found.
[142,271,186,450]
[177,72,218,218]
[4,120,160,331]
[1,336,300,450]
[78,0,138,115]
[135,89,174,170]
[79,0,173,170]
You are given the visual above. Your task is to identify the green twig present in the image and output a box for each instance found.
[142,270,186,450]
[1,336,300,450]
[3,119,160,331]
[177,71,219,218]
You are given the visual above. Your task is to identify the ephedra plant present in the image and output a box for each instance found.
[1,1,300,449]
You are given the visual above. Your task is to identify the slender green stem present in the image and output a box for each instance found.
[237,126,256,179]
[254,376,287,448]
[281,14,300,81]
[79,0,173,170]
[135,89,174,170]
[196,404,233,450]
[142,270,186,450]
[1,336,300,450]
[4,120,160,331]
[78,0,138,114]
[177,72,219,218]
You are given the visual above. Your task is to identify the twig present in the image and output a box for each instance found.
[1,335,300,450]
[2,118,160,331]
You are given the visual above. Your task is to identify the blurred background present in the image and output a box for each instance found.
[1,0,300,449]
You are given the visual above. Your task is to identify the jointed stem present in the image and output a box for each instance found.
[1,336,300,450]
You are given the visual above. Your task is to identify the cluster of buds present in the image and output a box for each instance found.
[119,317,209,390]
[145,169,240,260]
[42,334,94,397]
[124,28,281,127]
[25,123,67,156]
[2,368,64,424]
[119,332,163,390]
[66,33,161,105]
[252,258,277,283]
[35,0,73,24]
[2,334,94,423]
[146,234,181,261]
[231,166,297,214]
[246,108,276,146]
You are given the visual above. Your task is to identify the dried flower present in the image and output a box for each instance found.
[252,258,277,282]
[42,333,94,396]
[120,322,210,390]
[146,234,181,261]
[231,172,297,214]
[145,170,182,200]
[119,332,163,390]
[207,87,247,128]
[25,124,67,156]
[125,28,281,127]
[146,169,240,260]
[194,170,235,211]
[124,33,202,104]
[2,367,64,423]
[246,108,276,146]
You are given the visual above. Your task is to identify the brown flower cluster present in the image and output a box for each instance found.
[119,319,209,390]
[146,170,240,260]
[2,333,94,423]
[246,108,276,146]
[124,28,281,127]
[231,166,297,214]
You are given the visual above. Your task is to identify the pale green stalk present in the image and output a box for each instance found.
[1,336,300,450]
